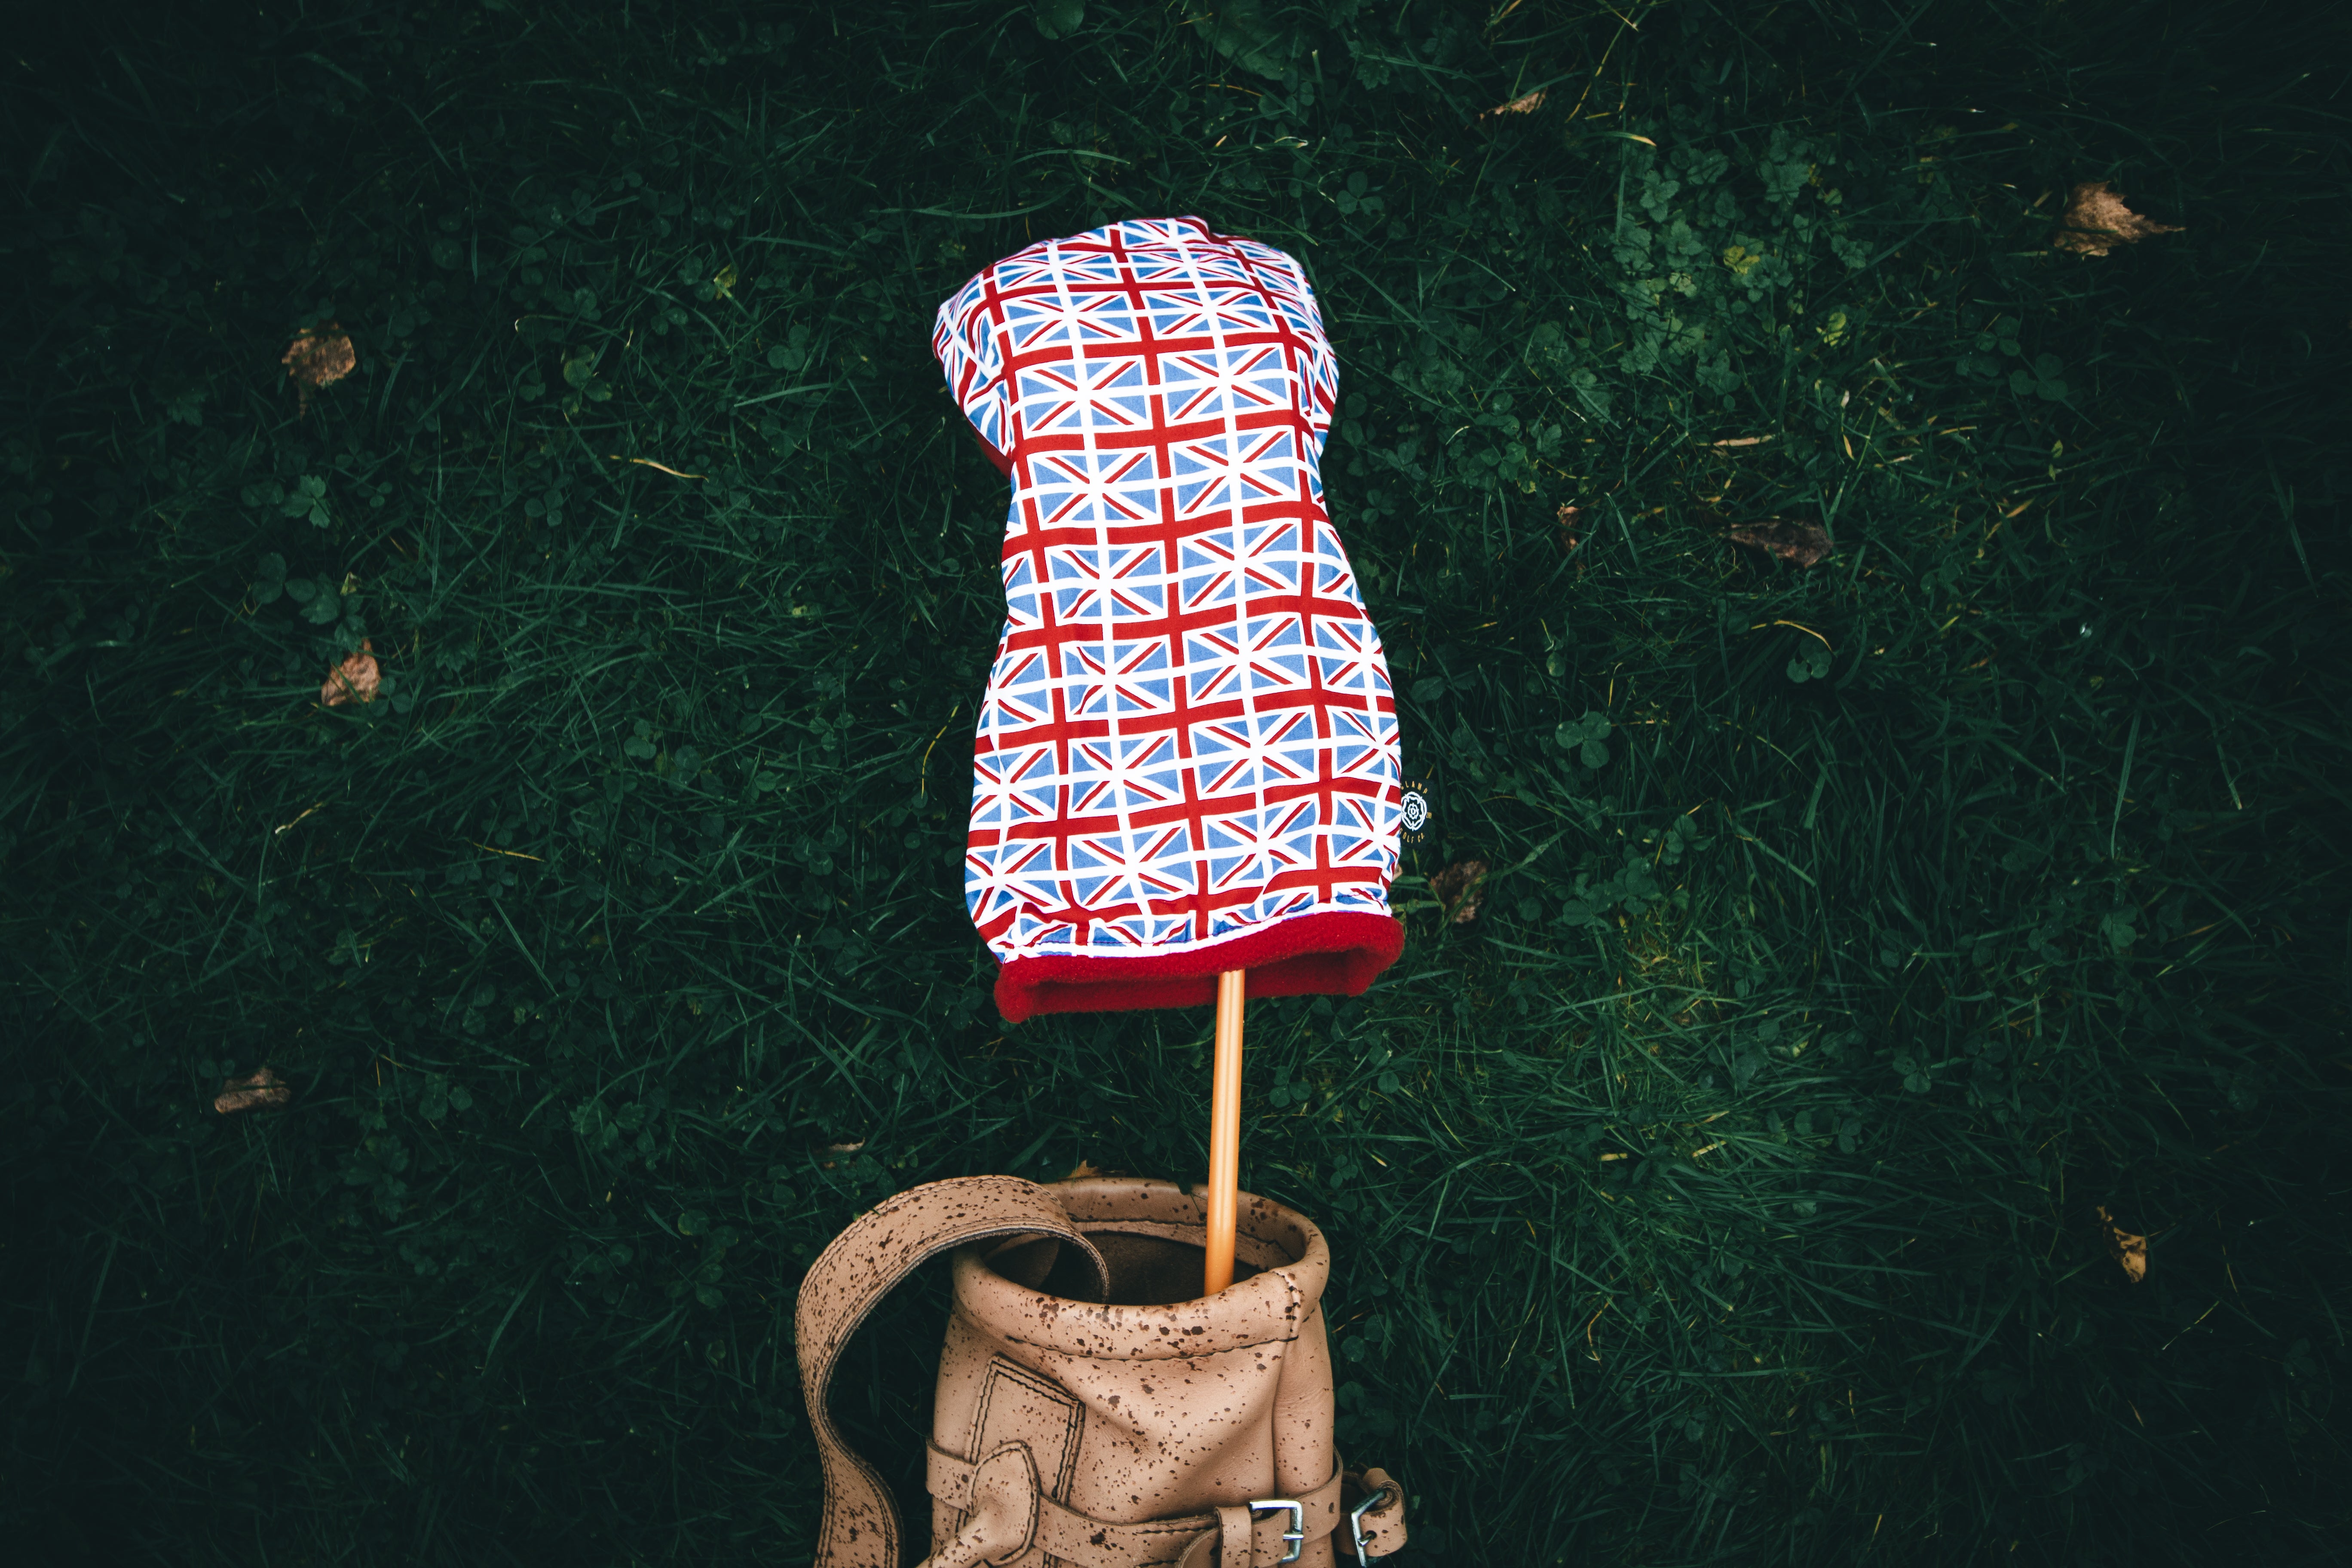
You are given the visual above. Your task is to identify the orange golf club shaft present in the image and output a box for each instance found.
[1203,969,1246,1295]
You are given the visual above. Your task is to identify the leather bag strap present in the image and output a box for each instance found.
[796,1176,1109,1568]
[930,1444,1349,1568]
[1341,1469,1408,1563]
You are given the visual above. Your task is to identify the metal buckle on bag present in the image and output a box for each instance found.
[1250,1498,1306,1565]
[1348,1483,1398,1567]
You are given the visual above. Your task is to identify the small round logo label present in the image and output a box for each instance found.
[1398,773,1436,847]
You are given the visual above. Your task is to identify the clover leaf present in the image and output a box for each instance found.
[1893,1053,1933,1094]
[251,552,287,605]
[1031,0,1084,38]
[2012,351,2068,401]
[1184,0,1298,79]
[1335,170,1386,219]
[1554,709,1612,768]
[784,324,815,370]
[558,346,615,415]
[280,475,330,528]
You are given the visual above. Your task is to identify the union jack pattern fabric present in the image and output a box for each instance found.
[933,216,1404,1021]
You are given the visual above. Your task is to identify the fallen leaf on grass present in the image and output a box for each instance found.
[1728,520,1832,568]
[1481,89,1546,118]
[1429,859,1490,925]
[1556,503,1583,556]
[1064,1159,1104,1180]
[2097,1204,2148,1283]
[321,640,380,707]
[282,325,356,417]
[214,1066,291,1115]
[2054,182,2183,256]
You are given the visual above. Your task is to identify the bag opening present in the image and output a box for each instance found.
[987,1228,1268,1306]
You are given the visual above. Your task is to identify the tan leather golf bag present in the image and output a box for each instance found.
[796,1175,1408,1567]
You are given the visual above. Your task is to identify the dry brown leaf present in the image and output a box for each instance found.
[1429,858,1490,925]
[2097,1204,2148,1283]
[214,1066,291,1115]
[1064,1159,1104,1180]
[282,324,356,417]
[1482,89,1546,118]
[321,640,380,707]
[1556,503,1584,556]
[2054,182,2183,256]
[1728,520,1832,568]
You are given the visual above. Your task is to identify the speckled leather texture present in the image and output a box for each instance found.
[796,1175,1406,1568]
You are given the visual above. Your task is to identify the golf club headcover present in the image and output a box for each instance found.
[933,216,1405,1023]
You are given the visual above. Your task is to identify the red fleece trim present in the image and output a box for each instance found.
[992,911,1405,1023]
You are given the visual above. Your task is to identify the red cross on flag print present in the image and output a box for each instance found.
[933,216,1407,1023]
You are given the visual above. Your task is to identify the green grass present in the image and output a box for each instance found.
[4,1,2349,1563]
